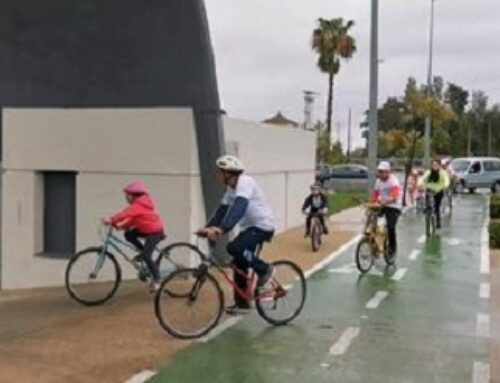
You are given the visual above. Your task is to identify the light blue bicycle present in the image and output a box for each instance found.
[65,224,202,306]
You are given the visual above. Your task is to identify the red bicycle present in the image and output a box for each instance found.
[154,238,307,339]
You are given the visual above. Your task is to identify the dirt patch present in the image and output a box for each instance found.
[0,226,357,383]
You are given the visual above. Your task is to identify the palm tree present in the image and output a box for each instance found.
[312,18,356,136]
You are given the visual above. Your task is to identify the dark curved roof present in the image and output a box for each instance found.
[262,111,299,127]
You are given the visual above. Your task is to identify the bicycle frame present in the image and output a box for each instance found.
[199,241,286,303]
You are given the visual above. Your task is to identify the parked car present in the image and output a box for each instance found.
[330,164,369,179]
[450,157,500,193]
[316,164,368,191]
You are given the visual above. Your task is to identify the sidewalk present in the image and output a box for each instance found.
[491,249,500,382]
[0,209,363,383]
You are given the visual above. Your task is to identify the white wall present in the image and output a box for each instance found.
[0,111,315,290]
[2,108,201,289]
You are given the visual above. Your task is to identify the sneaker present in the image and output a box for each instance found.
[304,232,310,238]
[225,303,251,315]
[323,227,329,235]
[256,265,275,288]
[148,281,161,293]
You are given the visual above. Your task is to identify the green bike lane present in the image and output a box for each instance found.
[149,195,490,383]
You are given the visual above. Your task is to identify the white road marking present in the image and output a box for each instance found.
[198,316,243,343]
[328,263,356,275]
[408,249,420,261]
[417,235,426,244]
[366,291,389,309]
[305,234,362,279]
[320,363,330,368]
[480,226,490,275]
[445,237,461,246]
[476,313,490,338]
[329,327,360,356]
[391,268,408,281]
[479,283,490,300]
[472,361,490,383]
[124,370,157,383]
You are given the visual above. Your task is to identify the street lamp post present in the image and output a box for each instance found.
[368,0,379,194]
[424,0,436,165]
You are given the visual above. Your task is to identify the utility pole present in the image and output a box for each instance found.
[347,108,352,163]
[424,0,436,165]
[368,0,379,193]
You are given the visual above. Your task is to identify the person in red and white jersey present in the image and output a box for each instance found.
[372,161,402,258]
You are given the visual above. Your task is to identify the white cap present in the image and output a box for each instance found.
[216,155,245,172]
[377,161,391,171]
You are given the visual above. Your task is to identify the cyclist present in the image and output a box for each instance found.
[302,183,329,237]
[418,159,450,229]
[197,155,276,314]
[103,182,165,291]
[372,161,402,258]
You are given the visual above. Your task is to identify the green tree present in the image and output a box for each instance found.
[312,18,356,135]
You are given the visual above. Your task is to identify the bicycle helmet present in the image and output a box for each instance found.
[377,161,391,171]
[123,181,149,195]
[216,155,245,172]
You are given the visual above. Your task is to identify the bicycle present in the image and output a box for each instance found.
[65,224,203,306]
[425,190,437,237]
[154,237,307,339]
[355,203,395,273]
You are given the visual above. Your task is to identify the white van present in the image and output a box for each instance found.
[451,157,500,193]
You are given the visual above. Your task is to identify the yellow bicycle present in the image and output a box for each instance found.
[355,203,395,273]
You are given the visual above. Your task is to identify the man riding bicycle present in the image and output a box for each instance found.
[418,159,450,229]
[372,161,402,258]
[197,155,276,314]
[302,183,329,237]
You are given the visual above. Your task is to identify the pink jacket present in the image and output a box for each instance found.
[110,195,164,234]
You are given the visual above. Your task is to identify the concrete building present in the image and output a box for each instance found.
[1,109,315,289]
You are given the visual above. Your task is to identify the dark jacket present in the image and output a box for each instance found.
[302,194,328,214]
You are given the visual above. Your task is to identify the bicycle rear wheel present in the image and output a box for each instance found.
[355,238,374,273]
[155,267,224,339]
[157,242,206,278]
[65,247,121,306]
[256,260,306,326]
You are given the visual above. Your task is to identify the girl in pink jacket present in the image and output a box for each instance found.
[104,182,165,290]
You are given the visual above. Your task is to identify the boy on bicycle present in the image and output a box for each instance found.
[104,182,165,291]
[302,183,329,237]
[197,155,276,314]
[372,162,402,258]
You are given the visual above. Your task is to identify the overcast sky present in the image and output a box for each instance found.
[205,0,500,149]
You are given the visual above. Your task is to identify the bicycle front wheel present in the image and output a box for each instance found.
[65,247,121,306]
[155,268,224,339]
[311,220,321,252]
[355,238,374,273]
[256,260,307,326]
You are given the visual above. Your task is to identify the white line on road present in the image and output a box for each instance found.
[198,316,243,343]
[479,283,490,300]
[305,234,362,279]
[472,361,490,383]
[476,313,490,338]
[124,370,157,383]
[366,291,389,309]
[480,227,490,275]
[391,268,408,281]
[408,249,420,261]
[329,327,360,356]
[417,235,426,244]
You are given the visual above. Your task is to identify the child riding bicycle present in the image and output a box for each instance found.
[103,182,165,291]
[302,183,329,237]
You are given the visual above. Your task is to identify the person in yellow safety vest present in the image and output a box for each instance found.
[418,159,450,229]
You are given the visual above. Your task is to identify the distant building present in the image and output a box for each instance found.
[262,111,299,128]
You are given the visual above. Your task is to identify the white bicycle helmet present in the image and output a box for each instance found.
[216,155,245,172]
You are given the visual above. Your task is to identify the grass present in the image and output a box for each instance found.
[328,191,367,215]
